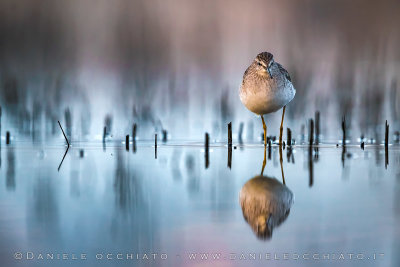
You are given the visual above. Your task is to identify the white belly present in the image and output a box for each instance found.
[240,82,296,115]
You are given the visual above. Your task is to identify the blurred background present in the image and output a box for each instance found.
[0,0,399,142]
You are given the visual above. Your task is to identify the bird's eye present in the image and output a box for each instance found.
[257,62,262,66]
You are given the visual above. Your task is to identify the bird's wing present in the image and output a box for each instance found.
[277,63,291,82]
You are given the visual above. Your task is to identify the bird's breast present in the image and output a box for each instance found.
[240,78,295,115]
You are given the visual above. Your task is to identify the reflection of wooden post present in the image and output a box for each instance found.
[228,145,232,169]
[133,141,137,153]
[309,150,313,187]
[228,122,232,146]
[125,135,129,151]
[205,133,209,169]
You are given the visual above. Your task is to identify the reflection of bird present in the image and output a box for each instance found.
[240,52,295,145]
[239,175,293,240]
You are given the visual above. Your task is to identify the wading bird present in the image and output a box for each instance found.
[240,52,296,146]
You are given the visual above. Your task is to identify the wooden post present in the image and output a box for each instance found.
[0,106,1,167]
[301,124,305,144]
[238,122,244,144]
[385,120,389,148]
[6,131,10,145]
[126,135,129,151]
[267,139,272,160]
[228,122,232,146]
[58,121,70,147]
[205,133,209,169]
[155,134,157,159]
[287,128,292,147]
[132,123,137,141]
[342,116,346,146]
[385,120,389,169]
[315,111,320,144]
[102,126,106,151]
[309,119,314,145]
[394,131,399,143]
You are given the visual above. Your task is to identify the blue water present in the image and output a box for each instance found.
[0,141,399,267]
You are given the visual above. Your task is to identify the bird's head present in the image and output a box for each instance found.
[254,52,274,78]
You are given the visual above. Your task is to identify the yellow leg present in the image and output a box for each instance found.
[261,115,267,146]
[261,146,266,176]
[279,106,286,146]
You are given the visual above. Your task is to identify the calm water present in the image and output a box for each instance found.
[0,141,399,267]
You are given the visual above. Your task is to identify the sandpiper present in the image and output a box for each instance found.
[239,52,296,146]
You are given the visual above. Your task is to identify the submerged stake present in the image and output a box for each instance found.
[132,123,137,141]
[385,120,389,147]
[0,106,1,168]
[205,132,209,169]
[228,122,232,146]
[309,119,314,145]
[238,122,244,144]
[126,135,129,151]
[58,121,70,147]
[342,116,346,146]
[287,128,292,147]
[162,130,167,142]
[155,134,157,159]
[315,111,320,144]
[6,131,10,145]
[385,120,389,169]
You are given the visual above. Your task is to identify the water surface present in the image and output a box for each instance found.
[0,142,399,267]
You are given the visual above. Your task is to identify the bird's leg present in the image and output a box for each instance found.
[261,115,267,146]
[261,145,266,176]
[279,106,286,147]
